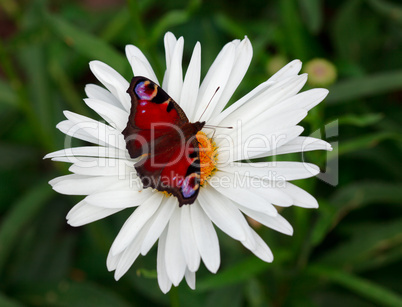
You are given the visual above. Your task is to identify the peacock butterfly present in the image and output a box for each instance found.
[122,76,205,206]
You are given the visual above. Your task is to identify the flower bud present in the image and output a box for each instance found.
[304,58,337,87]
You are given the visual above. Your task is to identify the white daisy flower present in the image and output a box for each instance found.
[46,32,332,293]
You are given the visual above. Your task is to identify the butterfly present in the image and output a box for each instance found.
[122,77,205,206]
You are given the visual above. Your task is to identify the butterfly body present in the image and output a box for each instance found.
[123,77,205,206]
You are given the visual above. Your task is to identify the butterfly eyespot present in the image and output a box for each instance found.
[135,80,157,100]
[181,173,200,198]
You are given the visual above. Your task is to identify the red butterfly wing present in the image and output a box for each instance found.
[122,77,205,206]
[123,77,187,157]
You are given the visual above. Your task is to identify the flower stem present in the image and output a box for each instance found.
[169,286,180,307]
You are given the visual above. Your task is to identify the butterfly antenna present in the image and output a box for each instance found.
[203,125,233,139]
[203,125,233,129]
[198,87,220,121]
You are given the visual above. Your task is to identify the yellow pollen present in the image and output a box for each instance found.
[161,191,171,198]
[196,131,218,186]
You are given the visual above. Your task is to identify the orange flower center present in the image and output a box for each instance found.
[196,131,218,186]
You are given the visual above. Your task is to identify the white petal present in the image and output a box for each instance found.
[190,201,220,273]
[280,182,319,208]
[66,200,123,226]
[114,220,154,280]
[163,32,177,68]
[49,173,83,186]
[114,240,141,280]
[61,111,126,149]
[248,105,308,133]
[165,208,187,286]
[238,205,293,235]
[180,206,201,272]
[212,173,294,208]
[84,98,129,131]
[209,79,275,125]
[44,146,128,160]
[262,136,333,156]
[271,88,329,113]
[242,228,273,262]
[195,42,236,122]
[64,157,134,177]
[125,44,159,84]
[220,161,320,181]
[51,155,131,166]
[111,193,163,255]
[68,161,134,177]
[185,269,196,290]
[198,186,248,241]
[157,228,172,294]
[56,120,100,145]
[162,32,177,91]
[165,37,184,102]
[222,89,326,140]
[211,37,253,115]
[89,60,131,112]
[217,126,303,163]
[179,42,201,120]
[85,84,122,109]
[210,171,279,215]
[85,189,153,208]
[50,174,120,195]
[106,248,122,271]
[52,155,131,172]
[140,197,177,255]
[219,74,308,127]
[216,109,307,150]
[268,59,302,82]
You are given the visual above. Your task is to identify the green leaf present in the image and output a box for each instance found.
[0,79,17,108]
[338,113,383,127]
[312,182,402,246]
[0,143,37,169]
[48,53,88,116]
[330,132,400,159]
[136,268,157,279]
[0,180,53,274]
[0,24,54,152]
[244,278,270,307]
[279,0,311,60]
[19,43,56,143]
[332,0,363,60]
[330,182,402,207]
[197,257,269,291]
[14,281,131,307]
[150,10,190,43]
[368,0,402,24]
[298,0,323,33]
[327,70,402,104]
[204,284,244,307]
[127,270,169,305]
[215,14,248,38]
[308,265,402,307]
[55,281,132,307]
[45,13,128,75]
[0,292,23,307]
[100,9,130,42]
[317,218,402,271]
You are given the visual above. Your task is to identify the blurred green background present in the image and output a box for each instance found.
[1,0,402,306]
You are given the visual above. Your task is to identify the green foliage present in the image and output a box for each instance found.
[0,0,401,306]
